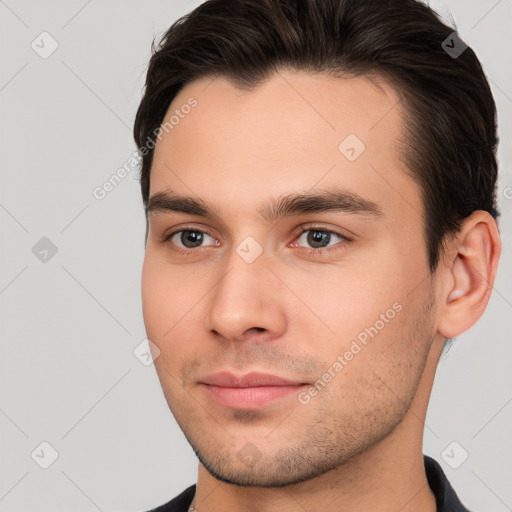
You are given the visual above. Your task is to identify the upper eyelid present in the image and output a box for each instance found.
[294,228,349,247]
[166,224,346,236]
[165,224,216,239]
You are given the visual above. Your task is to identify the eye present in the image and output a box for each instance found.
[165,229,218,250]
[294,227,349,252]
[161,225,350,257]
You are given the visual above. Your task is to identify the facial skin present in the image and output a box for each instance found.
[141,70,500,512]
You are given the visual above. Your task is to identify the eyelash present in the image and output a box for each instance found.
[292,226,351,256]
[161,224,352,257]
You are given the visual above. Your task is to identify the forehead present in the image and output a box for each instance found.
[150,69,420,221]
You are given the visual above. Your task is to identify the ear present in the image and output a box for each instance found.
[437,211,501,339]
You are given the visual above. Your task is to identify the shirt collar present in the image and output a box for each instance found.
[424,455,472,511]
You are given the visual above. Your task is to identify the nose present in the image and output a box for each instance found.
[204,244,287,343]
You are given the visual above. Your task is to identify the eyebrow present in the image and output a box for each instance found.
[146,188,383,222]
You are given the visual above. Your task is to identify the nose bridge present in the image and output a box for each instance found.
[205,237,286,340]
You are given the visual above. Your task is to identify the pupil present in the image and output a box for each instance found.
[308,230,329,248]
[182,231,203,248]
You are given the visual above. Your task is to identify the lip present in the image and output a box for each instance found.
[199,372,309,410]
[201,371,305,388]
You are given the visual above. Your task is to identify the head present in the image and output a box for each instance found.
[134,0,501,487]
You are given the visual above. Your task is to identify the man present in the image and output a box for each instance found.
[133,0,501,510]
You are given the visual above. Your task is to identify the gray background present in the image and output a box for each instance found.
[0,0,511,510]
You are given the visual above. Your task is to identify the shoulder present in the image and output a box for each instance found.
[145,484,196,512]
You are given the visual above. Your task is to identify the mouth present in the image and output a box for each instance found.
[199,371,309,410]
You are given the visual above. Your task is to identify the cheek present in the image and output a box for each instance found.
[141,256,164,342]
[141,255,187,355]
[141,254,192,325]
[141,258,187,402]
[141,253,209,364]
[309,296,431,421]
[286,262,407,344]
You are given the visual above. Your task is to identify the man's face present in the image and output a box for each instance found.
[142,70,440,486]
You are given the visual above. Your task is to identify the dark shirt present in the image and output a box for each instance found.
[146,455,472,511]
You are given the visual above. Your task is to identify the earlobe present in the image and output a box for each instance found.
[438,212,501,339]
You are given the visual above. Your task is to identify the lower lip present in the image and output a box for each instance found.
[201,384,307,409]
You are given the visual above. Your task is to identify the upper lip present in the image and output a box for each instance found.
[200,371,306,388]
